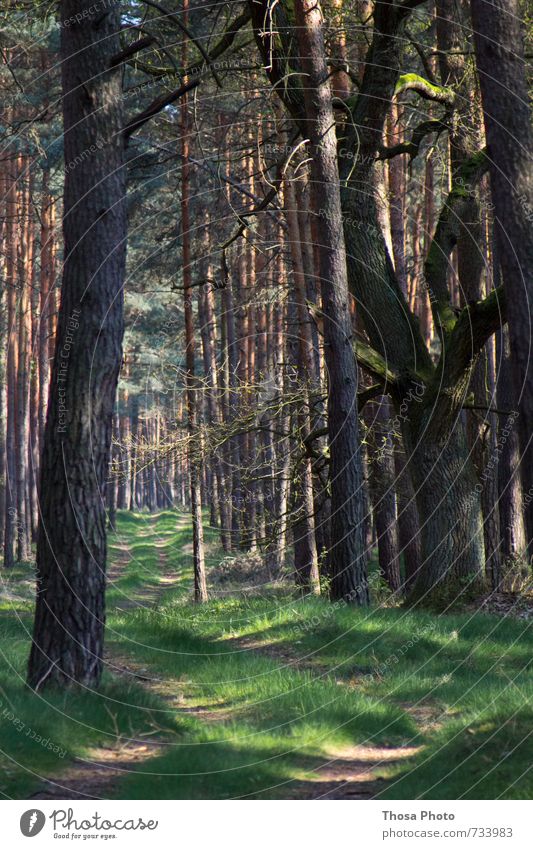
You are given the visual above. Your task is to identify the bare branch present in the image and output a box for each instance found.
[123,77,197,140]
[140,0,223,86]
[406,32,439,85]
[124,7,251,140]
[110,36,155,68]
[379,118,446,160]
[219,130,300,254]
[357,383,386,409]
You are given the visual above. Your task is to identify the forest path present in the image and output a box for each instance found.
[28,512,419,800]
[223,632,421,800]
[28,513,192,800]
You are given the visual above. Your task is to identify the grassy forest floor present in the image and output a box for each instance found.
[0,510,532,800]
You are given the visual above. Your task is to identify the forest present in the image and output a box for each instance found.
[0,0,532,802]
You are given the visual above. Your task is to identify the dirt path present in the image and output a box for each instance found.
[28,518,420,800]
[286,744,419,799]
[219,634,421,800]
[216,631,425,799]
[29,516,186,800]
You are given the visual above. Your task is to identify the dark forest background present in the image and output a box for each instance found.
[0,0,531,801]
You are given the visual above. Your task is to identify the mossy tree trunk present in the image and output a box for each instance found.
[249,0,506,604]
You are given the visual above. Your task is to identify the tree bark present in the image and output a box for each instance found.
[294,0,368,603]
[394,447,421,592]
[180,2,207,602]
[407,427,485,604]
[198,240,231,551]
[365,398,401,593]
[16,158,32,562]
[285,177,320,593]
[470,0,533,550]
[3,156,18,569]
[39,172,55,449]
[249,0,504,603]
[496,328,527,569]
[27,0,127,689]
[437,0,501,585]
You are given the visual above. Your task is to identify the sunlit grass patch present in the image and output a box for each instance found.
[0,510,531,799]
[0,609,177,799]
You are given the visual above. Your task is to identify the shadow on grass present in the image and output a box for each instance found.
[1,510,531,800]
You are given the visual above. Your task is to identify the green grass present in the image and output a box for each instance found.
[1,510,531,799]
[0,607,177,799]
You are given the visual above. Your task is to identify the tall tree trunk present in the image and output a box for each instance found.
[198,238,230,551]
[437,0,501,585]
[470,0,533,551]
[243,140,259,550]
[3,156,18,569]
[386,103,408,296]
[29,191,40,542]
[235,238,255,551]
[365,399,401,593]
[267,281,291,576]
[407,427,485,604]
[180,4,207,602]
[0,159,6,553]
[421,149,435,347]
[222,133,243,549]
[27,0,126,689]
[39,172,55,449]
[297,180,331,574]
[496,328,527,571]
[294,0,368,603]
[394,447,422,592]
[285,178,320,593]
[16,158,32,562]
[129,393,139,511]
[254,212,269,547]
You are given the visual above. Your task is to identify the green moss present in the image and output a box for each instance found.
[395,73,454,101]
